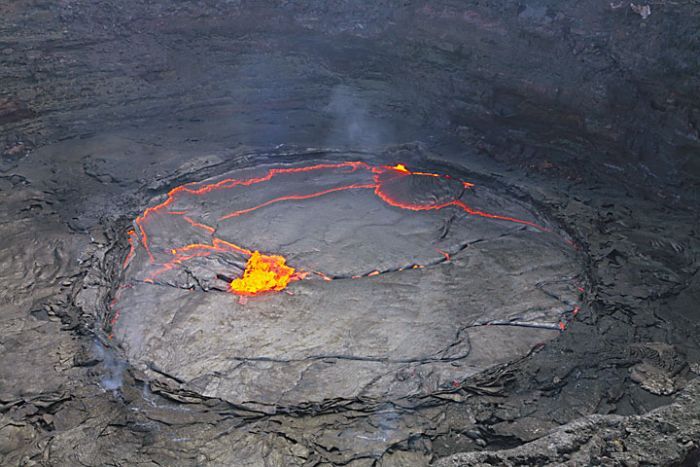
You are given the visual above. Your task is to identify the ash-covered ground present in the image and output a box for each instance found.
[1,1,699,466]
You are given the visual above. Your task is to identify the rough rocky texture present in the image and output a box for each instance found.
[435,378,700,466]
[1,0,699,465]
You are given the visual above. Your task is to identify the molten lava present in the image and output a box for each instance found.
[126,161,550,300]
[230,251,296,296]
[392,163,410,173]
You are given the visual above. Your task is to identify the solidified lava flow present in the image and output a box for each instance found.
[113,158,581,406]
[125,161,547,296]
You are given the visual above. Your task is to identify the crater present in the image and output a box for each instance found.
[108,156,582,408]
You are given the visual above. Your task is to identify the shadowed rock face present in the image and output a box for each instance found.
[1,1,699,466]
[3,1,700,191]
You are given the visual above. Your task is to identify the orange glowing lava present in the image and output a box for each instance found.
[126,161,549,298]
[230,251,296,296]
[392,163,410,173]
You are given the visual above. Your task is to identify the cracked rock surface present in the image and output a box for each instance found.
[114,159,580,407]
[435,378,700,467]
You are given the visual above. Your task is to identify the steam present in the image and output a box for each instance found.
[92,340,126,391]
[220,51,394,149]
[325,84,393,150]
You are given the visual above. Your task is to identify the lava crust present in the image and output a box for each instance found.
[111,159,581,407]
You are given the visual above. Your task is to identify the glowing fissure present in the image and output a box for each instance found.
[219,183,377,220]
[123,230,138,268]
[128,162,547,296]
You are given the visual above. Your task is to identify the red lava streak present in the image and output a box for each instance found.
[128,161,548,296]
[123,229,137,268]
[219,183,377,220]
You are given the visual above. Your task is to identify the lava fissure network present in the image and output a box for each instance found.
[125,161,550,298]
[111,158,582,406]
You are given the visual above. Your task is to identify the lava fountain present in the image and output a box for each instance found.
[230,251,298,296]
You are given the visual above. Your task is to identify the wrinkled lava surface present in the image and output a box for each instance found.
[112,160,581,407]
